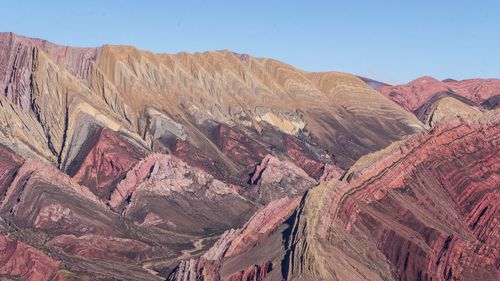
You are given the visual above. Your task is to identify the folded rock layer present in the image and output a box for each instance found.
[169,112,499,281]
[0,32,497,280]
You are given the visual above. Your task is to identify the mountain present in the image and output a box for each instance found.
[0,33,497,281]
[379,76,500,112]
[170,112,499,281]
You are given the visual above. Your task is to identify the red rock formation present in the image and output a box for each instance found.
[224,196,301,257]
[245,154,317,204]
[225,262,272,281]
[0,234,64,281]
[169,112,500,281]
[281,113,500,281]
[319,163,344,182]
[445,78,500,103]
[214,124,267,169]
[111,153,256,234]
[0,152,243,280]
[0,32,498,280]
[172,139,226,180]
[173,123,334,186]
[284,136,329,179]
[71,128,146,200]
[379,76,500,111]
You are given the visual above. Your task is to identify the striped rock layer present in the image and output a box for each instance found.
[0,33,498,280]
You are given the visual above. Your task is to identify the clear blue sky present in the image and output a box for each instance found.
[2,0,499,83]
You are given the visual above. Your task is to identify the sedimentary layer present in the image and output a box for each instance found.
[169,112,499,281]
[0,32,497,280]
[379,76,500,112]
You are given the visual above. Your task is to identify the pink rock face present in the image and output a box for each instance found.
[444,78,500,103]
[110,153,237,210]
[224,196,301,257]
[245,154,317,204]
[1,158,101,209]
[215,124,267,169]
[225,261,272,281]
[71,128,146,200]
[111,153,256,235]
[283,114,500,281]
[0,234,64,281]
[0,158,117,237]
[284,136,330,179]
[379,76,500,111]
[319,163,344,182]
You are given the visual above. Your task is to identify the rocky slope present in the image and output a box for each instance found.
[0,142,261,280]
[169,112,500,281]
[0,234,65,281]
[378,77,500,129]
[0,32,418,280]
[0,32,423,174]
[280,112,499,281]
[0,32,497,280]
[414,93,481,127]
[379,76,500,112]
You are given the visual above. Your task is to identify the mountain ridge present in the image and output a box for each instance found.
[0,32,498,280]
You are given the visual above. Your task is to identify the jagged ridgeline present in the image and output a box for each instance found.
[0,33,498,281]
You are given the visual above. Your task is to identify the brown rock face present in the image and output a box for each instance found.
[46,234,151,262]
[0,32,423,174]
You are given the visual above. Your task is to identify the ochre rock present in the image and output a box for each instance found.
[0,32,423,173]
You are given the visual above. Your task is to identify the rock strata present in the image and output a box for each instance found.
[0,234,64,281]
[379,76,500,111]
[0,32,497,280]
[170,112,500,281]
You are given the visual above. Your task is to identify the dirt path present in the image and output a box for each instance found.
[141,235,217,277]
[178,237,207,260]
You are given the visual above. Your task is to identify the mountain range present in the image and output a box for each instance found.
[0,32,498,281]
